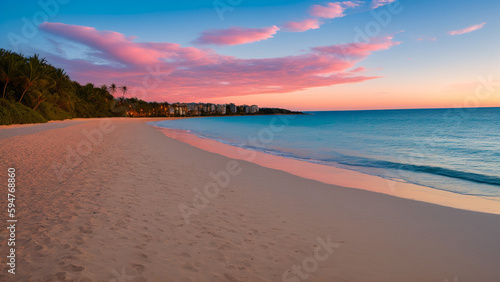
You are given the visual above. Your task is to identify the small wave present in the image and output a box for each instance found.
[326,155,500,187]
[238,143,500,187]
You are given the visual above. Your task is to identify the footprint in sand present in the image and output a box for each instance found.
[131,263,146,273]
[78,225,93,234]
[55,271,66,280]
[74,235,84,245]
[67,264,84,272]
[182,262,198,272]
[223,272,240,282]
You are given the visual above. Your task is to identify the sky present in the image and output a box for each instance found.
[1,0,499,111]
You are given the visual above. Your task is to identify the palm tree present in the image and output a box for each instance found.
[119,85,128,99]
[83,83,96,100]
[19,54,47,103]
[108,83,117,97]
[31,88,50,111]
[49,68,74,112]
[0,50,22,99]
[50,68,70,94]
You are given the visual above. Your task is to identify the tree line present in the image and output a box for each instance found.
[0,49,302,125]
[0,49,131,125]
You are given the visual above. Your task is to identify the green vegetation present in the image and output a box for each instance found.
[0,98,47,125]
[0,49,302,125]
[0,49,125,125]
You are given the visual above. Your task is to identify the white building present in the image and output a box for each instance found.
[250,105,259,113]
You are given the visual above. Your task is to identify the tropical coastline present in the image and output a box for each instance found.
[1,0,499,280]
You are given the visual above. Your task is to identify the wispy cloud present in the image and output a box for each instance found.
[416,36,438,42]
[371,0,396,9]
[282,18,322,32]
[309,1,360,19]
[39,23,400,101]
[193,26,280,46]
[349,66,366,73]
[312,36,401,58]
[448,22,486,36]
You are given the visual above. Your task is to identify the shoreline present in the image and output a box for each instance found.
[154,126,500,215]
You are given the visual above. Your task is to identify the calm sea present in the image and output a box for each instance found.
[150,108,500,197]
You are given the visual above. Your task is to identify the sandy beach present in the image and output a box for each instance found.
[1,117,500,281]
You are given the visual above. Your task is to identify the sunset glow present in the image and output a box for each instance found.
[1,0,498,110]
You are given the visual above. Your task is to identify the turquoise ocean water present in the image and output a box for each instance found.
[150,108,500,197]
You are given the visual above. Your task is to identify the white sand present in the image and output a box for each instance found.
[0,118,499,281]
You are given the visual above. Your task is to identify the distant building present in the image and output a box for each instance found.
[172,103,187,116]
[159,105,168,116]
[250,105,259,114]
[180,103,187,116]
[216,104,226,115]
[164,102,257,116]
[202,103,211,114]
[187,103,200,115]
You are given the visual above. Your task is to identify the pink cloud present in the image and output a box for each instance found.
[39,22,218,67]
[349,66,366,73]
[371,0,396,9]
[448,22,486,36]
[283,18,322,32]
[39,23,400,101]
[343,1,361,8]
[312,36,401,58]
[193,26,280,46]
[309,1,360,19]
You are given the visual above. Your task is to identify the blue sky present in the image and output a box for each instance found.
[1,0,499,110]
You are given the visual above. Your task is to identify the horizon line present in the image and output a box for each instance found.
[299,106,500,112]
